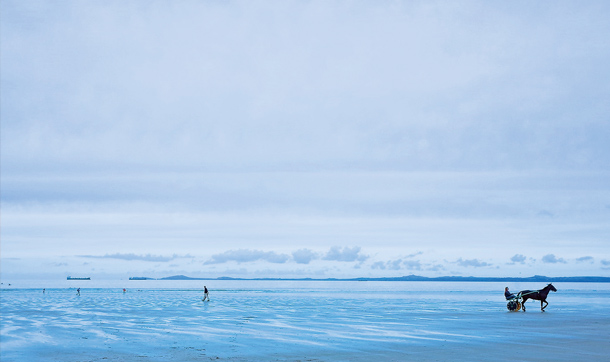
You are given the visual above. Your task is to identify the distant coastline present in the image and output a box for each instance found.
[131,274,610,283]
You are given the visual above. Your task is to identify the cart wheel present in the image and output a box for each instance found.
[507,300,518,311]
[516,302,521,311]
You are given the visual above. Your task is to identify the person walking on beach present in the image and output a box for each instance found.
[77,288,81,296]
[203,286,209,301]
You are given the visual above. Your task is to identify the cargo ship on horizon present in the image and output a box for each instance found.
[67,276,90,280]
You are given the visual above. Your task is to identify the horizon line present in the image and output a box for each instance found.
[125,274,610,282]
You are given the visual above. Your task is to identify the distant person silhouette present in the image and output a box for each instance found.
[77,288,81,296]
[203,286,209,301]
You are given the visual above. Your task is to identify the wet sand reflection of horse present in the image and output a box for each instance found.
[519,283,557,312]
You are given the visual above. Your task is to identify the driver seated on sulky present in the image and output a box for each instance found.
[505,287,516,300]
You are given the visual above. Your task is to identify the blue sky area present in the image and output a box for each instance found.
[1,1,609,280]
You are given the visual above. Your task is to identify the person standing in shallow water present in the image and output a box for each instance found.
[203,286,209,301]
[77,288,80,296]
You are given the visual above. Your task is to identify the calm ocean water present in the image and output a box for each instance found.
[2,280,609,361]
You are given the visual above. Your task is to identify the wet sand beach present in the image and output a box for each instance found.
[1,281,608,361]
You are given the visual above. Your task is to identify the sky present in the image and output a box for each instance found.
[1,0,609,280]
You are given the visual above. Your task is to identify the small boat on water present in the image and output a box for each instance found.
[67,276,91,280]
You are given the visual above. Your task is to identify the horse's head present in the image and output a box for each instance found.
[548,283,557,292]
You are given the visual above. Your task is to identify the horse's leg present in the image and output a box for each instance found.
[522,298,527,311]
[541,300,548,311]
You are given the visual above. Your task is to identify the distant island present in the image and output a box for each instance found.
[128,277,155,280]
[129,274,610,282]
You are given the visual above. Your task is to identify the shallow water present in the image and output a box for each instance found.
[1,281,609,361]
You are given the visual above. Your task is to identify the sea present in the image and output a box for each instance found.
[1,280,609,361]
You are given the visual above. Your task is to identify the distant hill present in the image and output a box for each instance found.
[158,275,207,280]
[139,274,610,282]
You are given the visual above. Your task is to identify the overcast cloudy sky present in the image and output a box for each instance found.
[2,0,609,280]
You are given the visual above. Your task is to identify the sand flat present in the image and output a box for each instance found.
[1,282,609,361]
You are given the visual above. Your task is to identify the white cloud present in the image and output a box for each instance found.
[371,261,386,270]
[510,254,527,264]
[403,260,423,271]
[204,249,290,265]
[371,258,422,271]
[455,258,492,268]
[575,256,594,263]
[426,264,446,272]
[541,254,567,264]
[323,246,368,262]
[292,249,319,264]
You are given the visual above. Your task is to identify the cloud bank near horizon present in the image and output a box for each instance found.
[52,249,608,274]
[204,249,290,265]
[1,247,609,279]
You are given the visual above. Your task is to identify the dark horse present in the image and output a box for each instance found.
[519,283,557,312]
